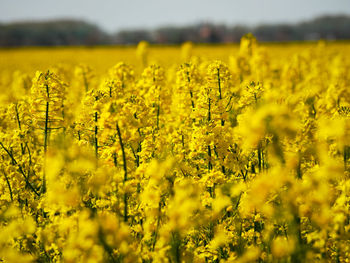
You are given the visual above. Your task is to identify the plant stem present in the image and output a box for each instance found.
[94,111,98,160]
[0,142,39,196]
[116,123,128,222]
[42,83,50,194]
[217,68,222,100]
[3,169,13,201]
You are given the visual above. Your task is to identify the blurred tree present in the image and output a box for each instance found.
[1,15,350,46]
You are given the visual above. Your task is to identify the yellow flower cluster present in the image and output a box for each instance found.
[0,36,349,262]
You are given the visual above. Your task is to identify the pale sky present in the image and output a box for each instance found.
[1,0,350,32]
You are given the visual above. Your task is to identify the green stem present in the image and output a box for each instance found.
[42,83,50,194]
[94,111,98,160]
[186,71,195,109]
[0,142,39,196]
[15,104,25,155]
[258,143,262,172]
[171,232,181,263]
[208,145,212,171]
[217,68,222,100]
[98,227,118,263]
[3,168,13,201]
[156,94,160,130]
[207,97,211,122]
[15,103,22,130]
[152,201,162,251]
[116,123,128,222]
[344,146,349,171]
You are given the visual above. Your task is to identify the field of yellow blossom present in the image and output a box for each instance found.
[0,35,349,262]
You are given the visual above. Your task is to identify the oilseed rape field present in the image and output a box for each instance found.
[0,35,349,262]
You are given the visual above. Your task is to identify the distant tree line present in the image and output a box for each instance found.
[0,20,110,46]
[1,15,350,46]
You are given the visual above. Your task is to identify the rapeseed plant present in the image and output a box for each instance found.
[0,35,349,262]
